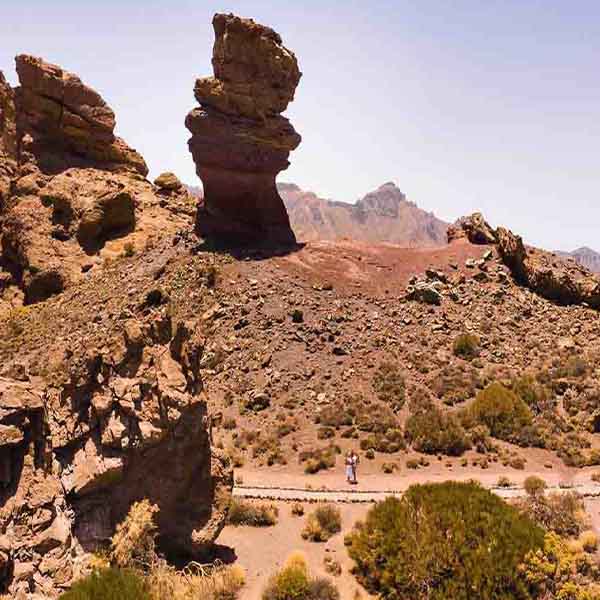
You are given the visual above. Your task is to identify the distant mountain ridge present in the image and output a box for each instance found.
[278,182,448,246]
[558,247,600,273]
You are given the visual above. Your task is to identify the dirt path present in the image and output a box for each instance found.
[233,467,600,503]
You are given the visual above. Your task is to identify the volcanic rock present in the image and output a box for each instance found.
[451,213,600,309]
[0,268,233,597]
[186,13,301,246]
[15,54,147,176]
[447,212,497,245]
[496,226,600,308]
[0,57,193,307]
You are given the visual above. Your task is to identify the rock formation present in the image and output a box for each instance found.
[0,56,193,308]
[449,213,600,309]
[279,182,449,246]
[0,238,232,598]
[185,13,301,246]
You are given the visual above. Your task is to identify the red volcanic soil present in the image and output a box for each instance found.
[274,239,485,295]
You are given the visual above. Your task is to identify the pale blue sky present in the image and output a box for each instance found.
[2,1,599,250]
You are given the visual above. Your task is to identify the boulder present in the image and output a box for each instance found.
[448,212,497,245]
[186,13,301,246]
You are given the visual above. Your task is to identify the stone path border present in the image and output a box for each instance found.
[233,482,600,503]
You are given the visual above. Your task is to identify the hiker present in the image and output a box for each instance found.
[345,451,354,484]
[350,450,359,484]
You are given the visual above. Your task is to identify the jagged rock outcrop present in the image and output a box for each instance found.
[449,213,600,309]
[447,212,497,245]
[496,227,600,309]
[0,241,233,598]
[15,55,147,176]
[185,13,301,246]
[0,56,192,309]
[0,72,17,207]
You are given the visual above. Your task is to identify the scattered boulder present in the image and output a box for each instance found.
[185,13,301,246]
[448,212,497,245]
[406,281,442,305]
[154,171,183,192]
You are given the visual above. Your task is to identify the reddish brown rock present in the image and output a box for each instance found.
[15,54,147,176]
[496,226,600,308]
[0,294,232,596]
[0,58,193,306]
[186,13,301,246]
[447,212,497,245]
[0,71,17,207]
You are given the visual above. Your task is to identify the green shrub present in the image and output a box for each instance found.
[347,482,544,600]
[511,376,552,415]
[291,309,304,323]
[262,552,339,600]
[452,333,479,359]
[300,446,339,474]
[405,408,470,456]
[302,505,342,542]
[372,362,406,410]
[464,382,533,442]
[227,499,278,527]
[359,427,405,454]
[59,568,149,600]
[523,476,547,498]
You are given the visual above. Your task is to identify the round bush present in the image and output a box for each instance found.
[464,382,533,442]
[347,482,544,600]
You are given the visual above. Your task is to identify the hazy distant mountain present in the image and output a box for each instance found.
[557,247,600,273]
[279,182,448,246]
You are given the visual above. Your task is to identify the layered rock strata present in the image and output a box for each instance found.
[0,56,192,308]
[185,13,301,245]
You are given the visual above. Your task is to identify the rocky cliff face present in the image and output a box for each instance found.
[0,235,232,598]
[0,56,229,598]
[450,213,600,309]
[279,182,448,246]
[0,56,194,310]
[185,13,301,246]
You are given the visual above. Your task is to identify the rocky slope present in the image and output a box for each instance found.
[0,55,223,599]
[451,213,600,309]
[278,182,448,246]
[0,55,194,310]
[186,13,301,246]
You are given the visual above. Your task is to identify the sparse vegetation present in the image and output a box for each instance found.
[372,362,406,411]
[227,499,278,527]
[452,333,479,359]
[302,505,342,542]
[300,445,339,474]
[58,568,149,600]
[463,382,534,443]
[262,552,339,600]
[405,407,470,456]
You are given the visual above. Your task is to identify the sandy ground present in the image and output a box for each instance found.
[217,465,600,600]
[218,501,371,600]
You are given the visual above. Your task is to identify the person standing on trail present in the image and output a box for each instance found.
[345,451,354,484]
[350,450,359,484]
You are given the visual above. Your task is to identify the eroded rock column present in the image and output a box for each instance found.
[185,13,301,246]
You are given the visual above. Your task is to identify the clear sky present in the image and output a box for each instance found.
[1,0,599,250]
